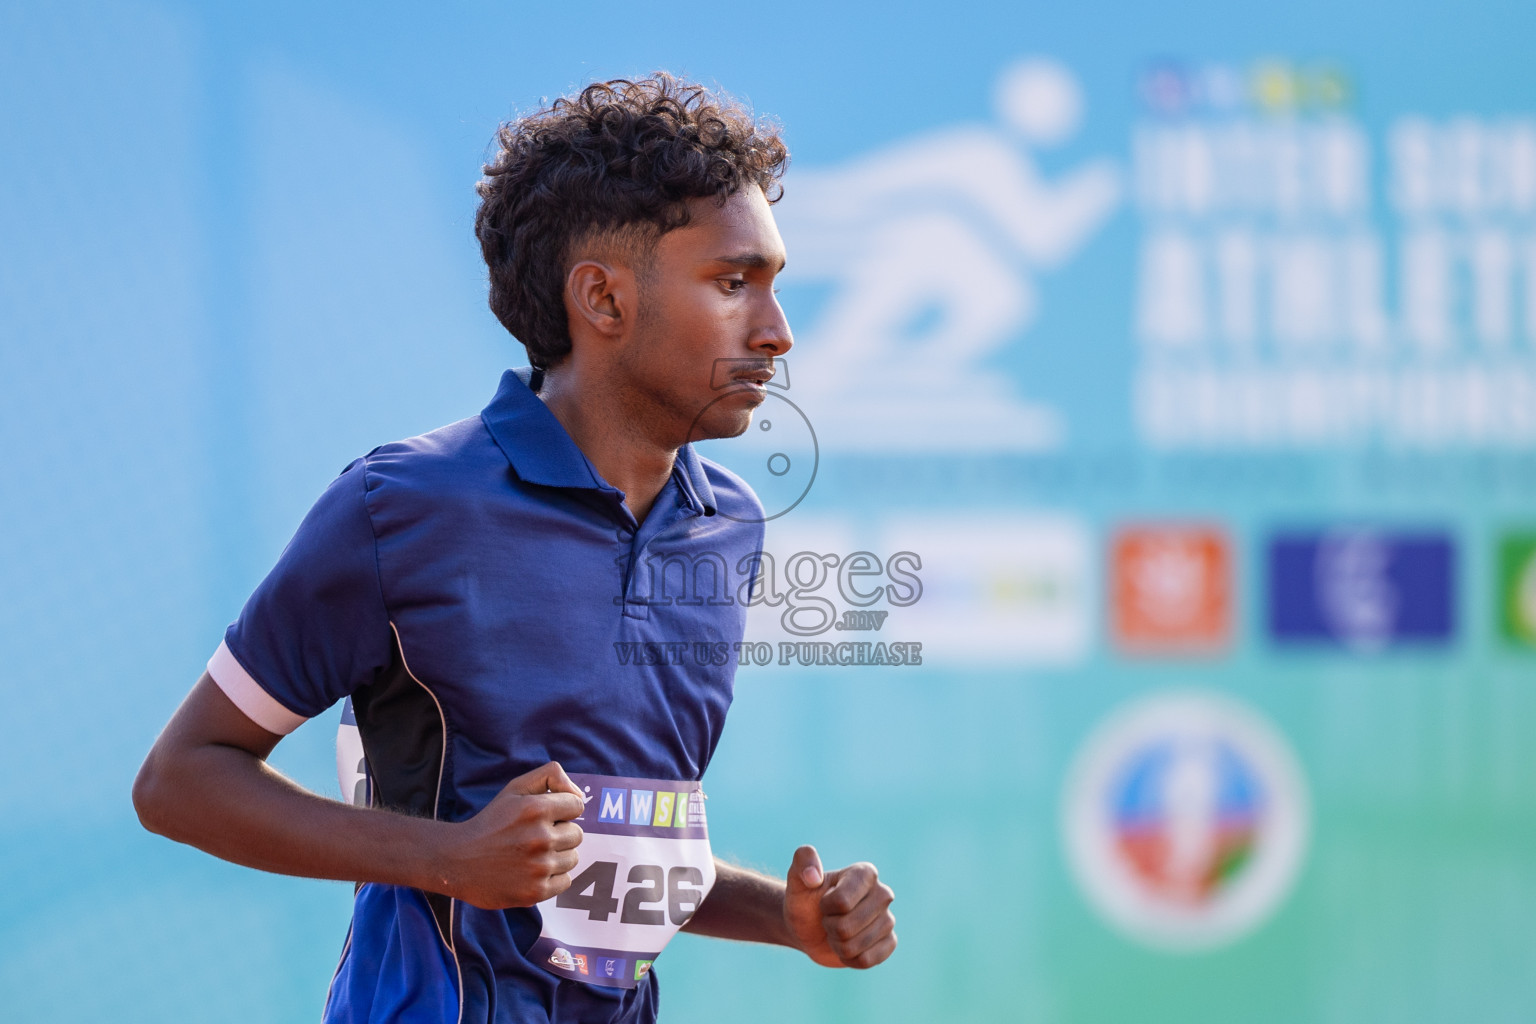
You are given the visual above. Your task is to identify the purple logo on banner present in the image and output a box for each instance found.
[1268,530,1455,650]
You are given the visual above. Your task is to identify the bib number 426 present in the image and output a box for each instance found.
[556,861,705,926]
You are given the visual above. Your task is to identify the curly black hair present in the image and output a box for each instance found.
[474,73,790,369]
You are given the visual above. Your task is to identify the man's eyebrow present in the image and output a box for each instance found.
[707,252,787,271]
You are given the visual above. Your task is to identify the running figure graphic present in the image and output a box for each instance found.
[774,58,1121,451]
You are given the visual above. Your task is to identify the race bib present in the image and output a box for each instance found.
[531,773,714,989]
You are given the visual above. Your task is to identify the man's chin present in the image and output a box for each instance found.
[687,409,753,444]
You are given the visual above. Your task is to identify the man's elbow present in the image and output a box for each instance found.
[132,749,175,837]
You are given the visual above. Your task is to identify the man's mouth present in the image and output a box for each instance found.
[729,366,775,391]
[713,358,777,391]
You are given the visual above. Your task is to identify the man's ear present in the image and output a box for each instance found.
[566,259,635,340]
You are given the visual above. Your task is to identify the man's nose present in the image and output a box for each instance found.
[750,294,794,357]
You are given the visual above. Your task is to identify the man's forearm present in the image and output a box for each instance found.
[681,859,799,948]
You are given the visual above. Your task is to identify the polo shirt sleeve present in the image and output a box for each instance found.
[207,458,391,734]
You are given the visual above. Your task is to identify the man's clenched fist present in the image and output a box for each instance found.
[440,761,585,909]
[782,845,897,969]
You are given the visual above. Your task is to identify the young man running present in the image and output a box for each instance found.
[133,74,896,1022]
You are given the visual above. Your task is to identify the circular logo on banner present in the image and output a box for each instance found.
[1062,691,1309,951]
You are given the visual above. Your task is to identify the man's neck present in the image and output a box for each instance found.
[536,366,676,525]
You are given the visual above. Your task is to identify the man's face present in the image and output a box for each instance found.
[617,186,792,445]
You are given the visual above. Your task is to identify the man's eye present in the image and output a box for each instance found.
[719,278,746,292]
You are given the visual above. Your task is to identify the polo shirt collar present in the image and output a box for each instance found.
[674,442,717,517]
[481,368,718,516]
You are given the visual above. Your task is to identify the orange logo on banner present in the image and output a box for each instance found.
[1111,527,1230,654]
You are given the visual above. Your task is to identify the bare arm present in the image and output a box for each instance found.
[682,860,799,947]
[132,673,585,909]
[683,846,897,969]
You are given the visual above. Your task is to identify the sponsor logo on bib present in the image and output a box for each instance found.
[547,948,588,975]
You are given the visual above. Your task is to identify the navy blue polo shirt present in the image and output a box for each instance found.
[207,368,765,1024]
